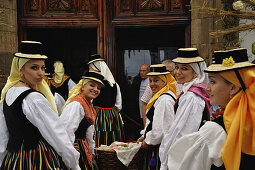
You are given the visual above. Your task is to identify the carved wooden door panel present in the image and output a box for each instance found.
[21,0,98,18]
[18,0,100,83]
[114,0,189,17]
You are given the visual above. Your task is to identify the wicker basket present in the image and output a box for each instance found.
[95,145,144,170]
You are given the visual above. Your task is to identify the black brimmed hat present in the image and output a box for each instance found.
[205,48,255,72]
[87,54,105,64]
[14,41,47,59]
[147,64,170,76]
[172,48,204,64]
[82,71,105,86]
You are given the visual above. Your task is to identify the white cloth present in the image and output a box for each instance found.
[90,61,116,87]
[176,83,183,97]
[60,101,95,154]
[115,83,122,111]
[68,78,76,91]
[141,84,153,104]
[139,78,150,118]
[182,62,208,94]
[55,92,66,115]
[167,121,227,170]
[140,90,176,145]
[159,91,205,170]
[112,141,142,167]
[54,79,76,115]
[0,87,80,170]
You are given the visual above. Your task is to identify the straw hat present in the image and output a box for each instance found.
[82,71,105,86]
[14,41,47,59]
[87,54,105,64]
[172,48,204,64]
[205,48,255,72]
[147,64,170,76]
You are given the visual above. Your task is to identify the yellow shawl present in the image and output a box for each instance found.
[0,57,58,115]
[146,74,177,110]
[220,68,255,170]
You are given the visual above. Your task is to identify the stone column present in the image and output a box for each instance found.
[191,0,224,65]
[0,0,18,90]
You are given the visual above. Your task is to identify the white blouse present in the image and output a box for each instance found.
[60,101,95,154]
[159,91,206,170]
[0,87,80,170]
[167,121,227,170]
[115,83,122,111]
[142,90,176,145]
[68,78,76,91]
[54,78,76,115]
[54,92,66,115]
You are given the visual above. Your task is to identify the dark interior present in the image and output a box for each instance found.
[26,28,97,83]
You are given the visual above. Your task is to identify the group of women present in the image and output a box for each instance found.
[137,48,211,170]
[0,40,255,170]
[137,47,255,170]
[0,41,124,170]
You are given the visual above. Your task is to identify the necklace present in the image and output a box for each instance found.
[19,80,32,89]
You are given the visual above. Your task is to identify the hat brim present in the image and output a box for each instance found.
[147,71,170,76]
[88,58,105,64]
[205,62,255,72]
[172,57,204,64]
[14,53,47,59]
[82,76,104,86]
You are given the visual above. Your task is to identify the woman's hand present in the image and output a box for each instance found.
[141,141,148,149]
[74,142,80,151]
[137,136,144,142]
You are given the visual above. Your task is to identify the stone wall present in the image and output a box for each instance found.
[191,0,224,65]
[0,0,18,91]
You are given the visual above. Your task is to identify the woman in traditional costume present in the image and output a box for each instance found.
[88,54,124,147]
[60,71,104,170]
[167,48,255,170]
[159,48,211,170]
[49,60,76,114]
[0,41,80,170]
[137,64,177,170]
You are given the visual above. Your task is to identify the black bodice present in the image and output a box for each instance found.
[3,89,42,152]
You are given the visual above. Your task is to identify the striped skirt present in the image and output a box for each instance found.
[94,107,125,147]
[143,145,161,170]
[0,140,67,170]
[75,139,95,170]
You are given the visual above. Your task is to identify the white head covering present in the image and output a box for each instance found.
[90,60,116,87]
[182,61,208,93]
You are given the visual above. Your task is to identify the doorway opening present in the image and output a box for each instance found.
[115,25,186,141]
[26,28,97,83]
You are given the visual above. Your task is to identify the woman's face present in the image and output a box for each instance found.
[149,76,166,94]
[20,60,45,87]
[206,73,233,106]
[81,80,103,101]
[174,63,197,84]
